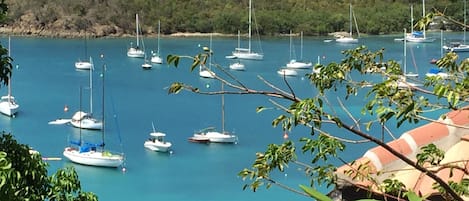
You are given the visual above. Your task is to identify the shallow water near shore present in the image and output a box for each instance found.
[0,31,464,200]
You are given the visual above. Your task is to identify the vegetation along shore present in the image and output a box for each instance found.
[0,0,465,38]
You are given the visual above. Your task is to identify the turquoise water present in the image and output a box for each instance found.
[0,31,465,200]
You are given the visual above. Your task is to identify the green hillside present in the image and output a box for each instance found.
[2,0,464,37]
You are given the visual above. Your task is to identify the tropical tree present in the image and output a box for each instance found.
[166,35,469,200]
[0,133,98,201]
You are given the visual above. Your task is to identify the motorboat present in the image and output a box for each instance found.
[144,132,172,152]
[229,61,245,71]
[0,95,19,117]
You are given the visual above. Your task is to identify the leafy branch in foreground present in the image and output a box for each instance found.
[0,133,98,201]
[166,44,469,200]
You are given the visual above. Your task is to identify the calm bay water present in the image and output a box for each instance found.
[0,31,465,200]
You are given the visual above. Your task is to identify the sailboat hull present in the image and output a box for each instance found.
[193,131,237,143]
[127,48,145,58]
[335,37,358,43]
[63,147,123,168]
[70,111,103,130]
[75,61,93,70]
[232,50,263,60]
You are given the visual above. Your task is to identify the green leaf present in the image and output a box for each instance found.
[299,185,333,201]
[168,83,184,94]
[404,191,424,201]
[166,55,180,67]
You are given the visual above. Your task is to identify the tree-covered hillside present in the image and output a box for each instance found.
[2,0,464,37]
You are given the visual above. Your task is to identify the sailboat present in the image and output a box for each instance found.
[63,64,124,168]
[144,122,172,152]
[286,31,312,69]
[189,83,238,143]
[443,0,469,52]
[70,64,103,130]
[405,1,435,43]
[228,0,263,60]
[199,34,216,78]
[398,28,421,89]
[127,14,145,58]
[151,20,163,64]
[336,3,359,43]
[142,53,152,69]
[229,30,246,71]
[75,31,93,70]
[0,36,19,117]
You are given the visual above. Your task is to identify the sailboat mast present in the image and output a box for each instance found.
[89,63,93,114]
[465,0,467,44]
[136,14,140,47]
[101,63,106,149]
[248,0,252,53]
[7,36,11,99]
[422,0,426,38]
[157,20,161,54]
[221,83,225,133]
[349,3,353,37]
[410,4,414,34]
[289,30,292,61]
[404,28,407,75]
[300,31,303,60]
[237,30,241,50]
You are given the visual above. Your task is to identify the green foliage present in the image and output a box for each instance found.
[3,0,466,36]
[416,144,445,166]
[0,133,97,201]
[299,184,333,201]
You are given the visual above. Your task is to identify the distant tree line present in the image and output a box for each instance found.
[3,0,465,36]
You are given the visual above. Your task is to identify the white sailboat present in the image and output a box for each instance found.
[336,3,359,43]
[398,28,422,89]
[151,20,163,64]
[443,0,469,52]
[70,64,103,130]
[199,34,216,78]
[75,32,93,70]
[229,0,263,60]
[127,14,145,58]
[229,30,246,71]
[405,1,435,43]
[144,122,172,152]
[403,31,419,78]
[0,36,19,117]
[63,64,124,168]
[142,57,152,69]
[189,83,238,143]
[286,31,312,69]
